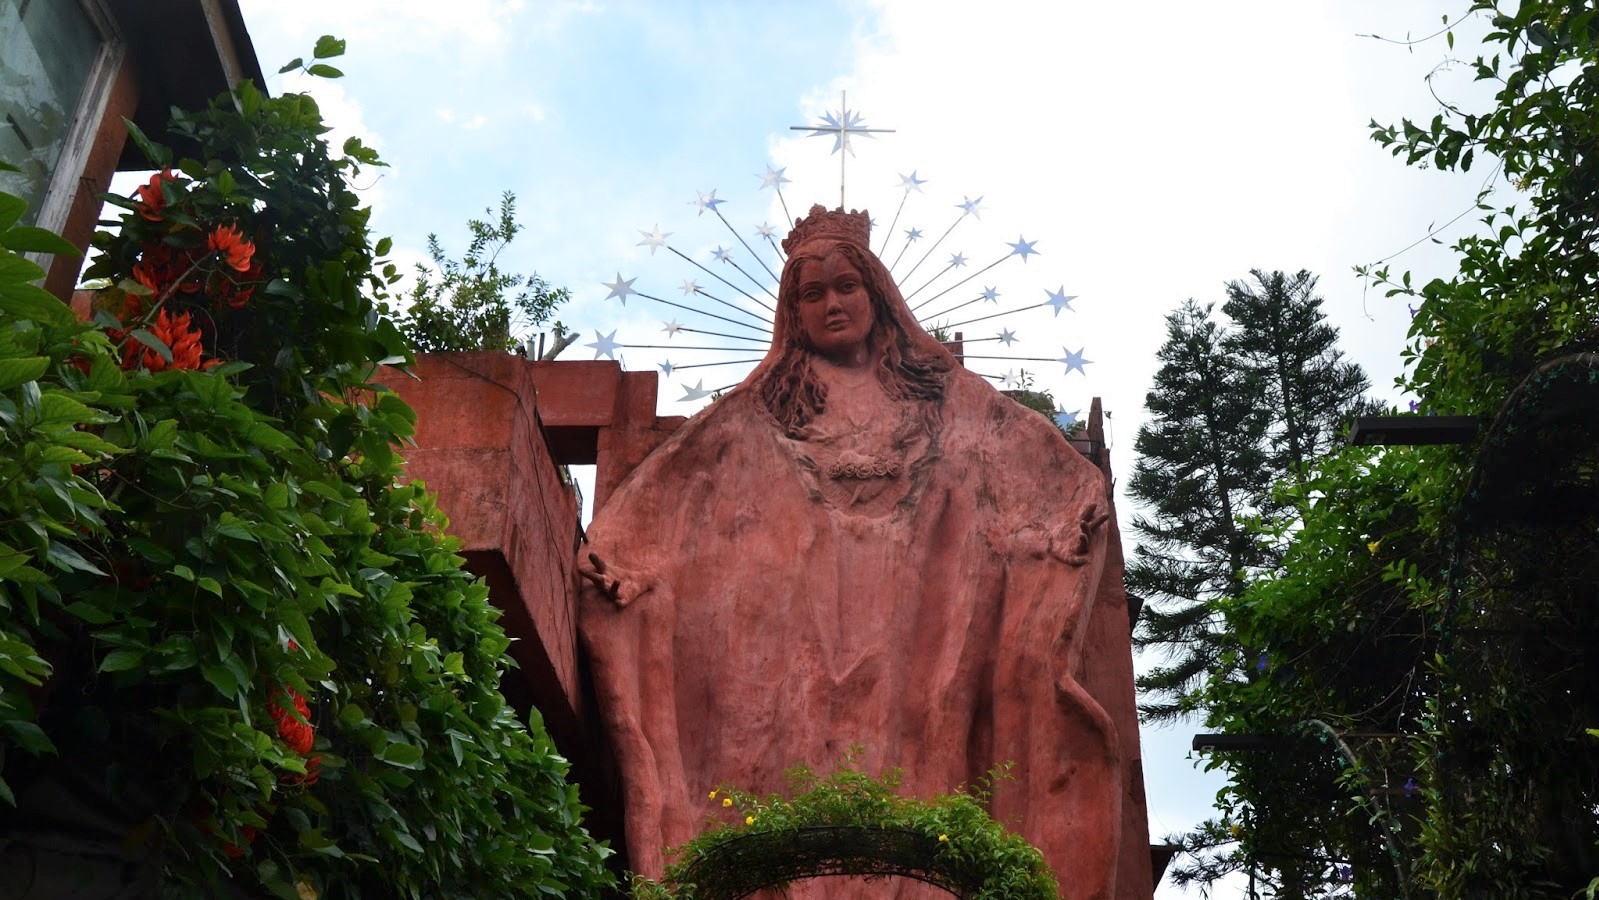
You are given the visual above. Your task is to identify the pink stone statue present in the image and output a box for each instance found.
[578,205,1121,898]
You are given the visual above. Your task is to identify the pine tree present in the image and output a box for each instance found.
[1127,300,1274,722]
[1221,270,1373,494]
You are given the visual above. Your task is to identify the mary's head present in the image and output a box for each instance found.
[752,206,954,437]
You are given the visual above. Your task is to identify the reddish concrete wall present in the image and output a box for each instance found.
[376,353,582,733]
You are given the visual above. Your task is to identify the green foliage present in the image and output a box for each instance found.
[0,40,612,899]
[1004,369,1081,437]
[633,755,1057,900]
[393,192,570,352]
[1186,3,1599,898]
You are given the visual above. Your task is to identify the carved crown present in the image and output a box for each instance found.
[782,204,870,255]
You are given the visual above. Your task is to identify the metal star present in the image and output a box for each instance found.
[981,286,1000,303]
[802,107,877,156]
[1054,407,1081,430]
[659,360,675,377]
[904,227,923,241]
[711,246,732,263]
[898,170,927,192]
[680,279,700,296]
[949,252,967,268]
[757,165,790,190]
[663,320,683,337]
[957,196,984,219]
[1008,236,1039,262]
[1059,347,1092,375]
[1000,369,1017,389]
[755,223,777,238]
[637,224,670,255]
[603,273,637,304]
[1045,287,1077,316]
[679,379,713,402]
[586,330,621,360]
[694,189,725,215]
[998,328,1017,346]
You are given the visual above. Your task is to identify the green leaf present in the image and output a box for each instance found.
[0,357,48,391]
[278,57,304,74]
[2,226,81,257]
[128,329,172,364]
[201,661,242,699]
[375,237,393,256]
[377,741,425,769]
[0,192,25,233]
[121,118,170,168]
[64,600,115,624]
[306,64,344,79]
[0,720,55,755]
[264,279,303,301]
[313,35,347,59]
[0,280,76,328]
[98,649,144,673]
[45,541,107,576]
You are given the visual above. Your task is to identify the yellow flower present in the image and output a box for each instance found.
[1367,540,1381,554]
[722,797,733,808]
[708,790,717,800]
[745,815,755,826]
[938,834,949,842]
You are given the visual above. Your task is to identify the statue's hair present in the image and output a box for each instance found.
[758,240,950,437]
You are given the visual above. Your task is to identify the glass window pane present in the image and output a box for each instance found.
[0,0,104,224]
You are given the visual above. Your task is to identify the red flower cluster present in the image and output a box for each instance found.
[133,169,177,222]
[119,308,209,372]
[208,223,255,273]
[269,685,315,755]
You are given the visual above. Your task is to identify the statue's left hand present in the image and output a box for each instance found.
[1054,501,1109,566]
[579,551,654,607]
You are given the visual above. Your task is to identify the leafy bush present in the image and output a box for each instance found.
[0,39,612,900]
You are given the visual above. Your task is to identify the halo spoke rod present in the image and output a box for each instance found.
[696,286,774,325]
[680,326,770,344]
[904,261,955,302]
[909,254,1009,309]
[670,246,776,314]
[888,231,917,272]
[720,255,778,306]
[670,357,766,370]
[938,335,1008,345]
[959,354,1060,362]
[941,301,1051,331]
[624,344,769,351]
[895,216,962,283]
[775,187,794,230]
[877,191,910,257]
[714,207,780,287]
[636,291,773,335]
[921,294,989,323]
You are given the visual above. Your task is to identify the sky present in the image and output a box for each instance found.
[234,2,1499,895]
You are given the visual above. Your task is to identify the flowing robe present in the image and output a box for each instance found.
[578,367,1123,899]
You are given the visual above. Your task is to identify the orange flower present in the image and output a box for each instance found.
[121,307,207,372]
[208,223,255,272]
[269,686,315,755]
[134,169,178,222]
[218,258,264,309]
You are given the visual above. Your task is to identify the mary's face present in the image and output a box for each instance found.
[795,251,873,366]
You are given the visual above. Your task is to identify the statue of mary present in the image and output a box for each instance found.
[578,205,1122,898]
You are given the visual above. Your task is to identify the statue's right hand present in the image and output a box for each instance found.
[578,551,652,608]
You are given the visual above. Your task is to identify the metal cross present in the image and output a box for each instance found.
[790,91,895,210]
